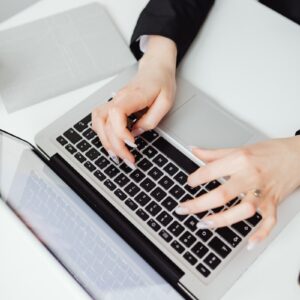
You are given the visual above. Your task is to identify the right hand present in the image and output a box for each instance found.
[92,36,177,168]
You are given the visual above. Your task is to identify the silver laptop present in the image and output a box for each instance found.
[29,64,300,299]
[0,0,39,23]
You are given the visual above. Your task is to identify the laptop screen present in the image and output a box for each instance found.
[0,131,182,300]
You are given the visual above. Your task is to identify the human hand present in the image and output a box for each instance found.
[175,136,300,249]
[92,35,177,168]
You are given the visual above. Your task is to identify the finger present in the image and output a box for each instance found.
[190,147,236,163]
[196,196,258,229]
[132,91,173,133]
[247,202,277,249]
[177,176,250,215]
[92,114,111,151]
[108,105,137,147]
[187,153,240,187]
[105,120,135,168]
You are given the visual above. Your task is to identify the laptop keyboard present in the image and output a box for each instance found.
[56,113,262,279]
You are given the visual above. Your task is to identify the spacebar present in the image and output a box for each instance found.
[153,137,199,174]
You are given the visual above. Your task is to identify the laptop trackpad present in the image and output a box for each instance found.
[160,94,254,149]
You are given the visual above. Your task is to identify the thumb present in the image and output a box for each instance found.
[132,92,173,135]
[190,147,236,163]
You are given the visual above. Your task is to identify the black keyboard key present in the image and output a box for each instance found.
[91,137,101,148]
[137,158,153,171]
[147,219,161,232]
[184,216,198,232]
[95,157,110,169]
[232,221,252,237]
[153,137,199,174]
[83,128,96,140]
[162,197,177,212]
[148,167,163,181]
[179,231,196,248]
[74,152,86,163]
[114,174,130,187]
[77,140,91,152]
[142,146,158,159]
[74,114,91,132]
[141,130,159,142]
[205,180,221,191]
[94,170,106,182]
[56,135,67,146]
[184,184,200,195]
[156,211,173,226]
[246,212,262,227]
[183,252,197,266]
[131,149,142,162]
[163,162,179,176]
[196,229,213,242]
[130,169,145,183]
[150,187,167,202]
[65,144,77,154]
[196,189,208,197]
[136,209,149,221]
[145,201,162,216]
[104,179,116,191]
[208,237,232,258]
[125,199,138,211]
[212,205,224,213]
[153,154,168,167]
[120,163,133,174]
[100,147,109,156]
[84,161,96,172]
[114,189,127,201]
[204,253,221,270]
[135,137,147,149]
[85,148,100,161]
[174,171,187,185]
[216,227,242,248]
[159,229,173,243]
[171,241,185,254]
[196,263,211,278]
[227,197,239,207]
[196,210,209,220]
[168,221,184,237]
[63,128,82,144]
[140,178,155,192]
[134,192,151,206]
[169,185,185,200]
[180,194,192,203]
[124,182,140,197]
[173,211,188,222]
[191,242,209,259]
[104,165,120,178]
[158,176,174,190]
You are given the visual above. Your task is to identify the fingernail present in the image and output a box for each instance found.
[124,159,136,170]
[188,145,197,151]
[132,128,144,137]
[246,240,258,251]
[124,139,137,148]
[197,220,214,229]
[175,206,189,215]
[108,150,119,164]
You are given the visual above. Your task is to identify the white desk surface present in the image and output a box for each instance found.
[1,0,300,299]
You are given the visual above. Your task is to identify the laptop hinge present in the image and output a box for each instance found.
[48,153,195,299]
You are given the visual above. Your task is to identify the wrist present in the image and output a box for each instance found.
[139,35,177,72]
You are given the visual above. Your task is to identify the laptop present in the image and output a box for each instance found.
[0,129,182,300]
[31,63,300,299]
[0,0,39,23]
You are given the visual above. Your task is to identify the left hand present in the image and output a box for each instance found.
[175,136,300,249]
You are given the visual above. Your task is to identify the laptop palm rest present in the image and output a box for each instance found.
[160,93,254,149]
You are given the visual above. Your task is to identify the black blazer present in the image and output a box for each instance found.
[130,0,300,64]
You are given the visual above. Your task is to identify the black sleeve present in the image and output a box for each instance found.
[130,0,215,64]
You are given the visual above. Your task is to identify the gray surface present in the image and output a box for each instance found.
[0,3,135,112]
[0,0,39,23]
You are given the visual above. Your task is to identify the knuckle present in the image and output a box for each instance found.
[237,149,252,167]
[217,188,230,204]
[141,119,156,130]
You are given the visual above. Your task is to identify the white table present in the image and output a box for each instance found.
[1,0,300,299]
